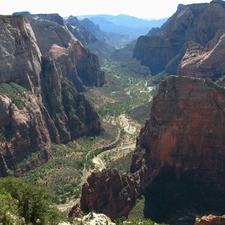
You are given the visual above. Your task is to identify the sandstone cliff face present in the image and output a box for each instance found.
[133,2,225,80]
[137,76,225,171]
[28,15,106,90]
[0,83,52,176]
[0,16,42,93]
[177,31,225,80]
[66,16,115,61]
[136,76,225,222]
[80,169,141,220]
[0,15,104,176]
[79,76,225,223]
[78,159,155,220]
[66,16,97,45]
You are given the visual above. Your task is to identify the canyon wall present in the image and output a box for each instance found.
[78,76,225,223]
[0,15,104,176]
[133,2,225,81]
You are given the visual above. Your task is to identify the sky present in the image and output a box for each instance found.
[0,0,212,19]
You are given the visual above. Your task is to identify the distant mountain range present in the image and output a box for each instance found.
[77,14,167,29]
[76,14,167,43]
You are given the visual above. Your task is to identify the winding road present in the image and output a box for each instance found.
[80,114,136,185]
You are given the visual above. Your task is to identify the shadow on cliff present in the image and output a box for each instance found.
[143,166,225,225]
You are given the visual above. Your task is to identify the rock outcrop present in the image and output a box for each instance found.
[74,212,116,225]
[0,15,104,176]
[137,75,225,171]
[136,76,225,222]
[80,169,141,220]
[66,16,115,61]
[0,16,42,93]
[28,15,106,90]
[78,76,225,223]
[177,31,225,80]
[195,214,225,225]
[66,16,97,46]
[133,1,225,81]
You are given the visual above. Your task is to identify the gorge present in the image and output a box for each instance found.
[1,1,225,225]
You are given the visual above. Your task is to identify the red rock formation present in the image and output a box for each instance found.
[80,169,141,220]
[135,76,225,222]
[0,86,52,176]
[0,16,42,93]
[195,214,225,225]
[78,76,225,222]
[77,161,155,220]
[28,15,106,91]
[137,76,225,171]
[0,15,104,176]
[134,2,225,79]
[177,31,225,80]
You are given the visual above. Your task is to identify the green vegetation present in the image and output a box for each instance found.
[0,49,158,223]
[102,150,133,174]
[12,145,49,171]
[22,130,117,204]
[88,71,155,119]
[0,82,29,109]
[0,124,11,143]
[22,142,84,203]
[127,101,152,124]
[0,176,67,224]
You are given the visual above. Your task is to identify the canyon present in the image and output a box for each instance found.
[77,75,225,224]
[1,1,225,225]
[133,1,225,82]
[0,15,104,176]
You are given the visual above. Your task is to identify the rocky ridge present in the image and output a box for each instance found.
[77,76,225,223]
[75,212,116,225]
[66,16,115,61]
[0,15,104,176]
[195,214,225,225]
[133,1,225,82]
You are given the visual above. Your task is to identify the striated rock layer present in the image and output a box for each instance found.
[133,2,225,81]
[28,14,106,91]
[0,15,104,176]
[80,169,141,220]
[137,75,225,171]
[78,76,225,223]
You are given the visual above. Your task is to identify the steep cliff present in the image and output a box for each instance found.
[28,15,106,90]
[66,16,115,61]
[78,76,225,223]
[137,76,225,171]
[80,169,140,220]
[136,76,225,222]
[0,15,104,176]
[133,2,225,81]
[177,31,225,80]
[0,16,42,93]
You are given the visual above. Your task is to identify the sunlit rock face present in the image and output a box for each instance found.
[80,168,142,220]
[0,16,42,93]
[135,76,225,222]
[0,15,104,176]
[133,2,225,80]
[78,76,225,222]
[195,214,225,225]
[137,76,225,171]
[75,212,116,225]
[28,15,106,92]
